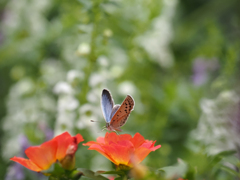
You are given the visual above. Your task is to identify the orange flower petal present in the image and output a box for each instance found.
[54,132,71,160]
[88,144,117,164]
[10,132,84,172]
[84,132,161,168]
[119,134,132,142]
[101,140,134,166]
[104,132,119,144]
[141,141,161,151]
[55,132,83,160]
[75,134,84,144]
[10,157,42,172]
[25,138,58,170]
[131,133,145,148]
[134,147,152,164]
[83,141,98,146]
[134,142,161,164]
[96,137,105,144]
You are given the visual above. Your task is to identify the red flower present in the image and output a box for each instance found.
[83,132,161,168]
[10,132,84,172]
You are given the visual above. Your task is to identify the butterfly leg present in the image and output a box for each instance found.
[112,130,119,135]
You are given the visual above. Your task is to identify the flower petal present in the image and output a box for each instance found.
[84,132,161,168]
[96,137,105,144]
[87,144,117,164]
[25,138,58,170]
[75,134,84,144]
[131,133,145,148]
[55,132,81,160]
[101,140,134,166]
[83,141,98,146]
[105,132,119,144]
[10,157,42,172]
[134,143,161,164]
[119,134,132,142]
[134,147,152,164]
[141,141,161,151]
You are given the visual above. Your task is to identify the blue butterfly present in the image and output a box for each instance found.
[101,89,135,131]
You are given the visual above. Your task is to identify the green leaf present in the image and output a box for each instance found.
[220,165,240,177]
[184,164,196,180]
[77,168,108,180]
[45,164,83,180]
[158,158,188,179]
[211,150,237,165]
[213,150,236,158]
[100,170,125,175]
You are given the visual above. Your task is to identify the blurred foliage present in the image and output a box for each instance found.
[0,0,240,179]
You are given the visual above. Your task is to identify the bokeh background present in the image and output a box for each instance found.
[0,0,240,179]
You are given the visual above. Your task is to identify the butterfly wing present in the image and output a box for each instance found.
[101,89,114,123]
[110,105,121,120]
[110,95,134,129]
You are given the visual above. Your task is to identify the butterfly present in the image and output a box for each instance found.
[101,89,135,132]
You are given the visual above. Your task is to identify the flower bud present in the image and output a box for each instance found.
[59,138,78,170]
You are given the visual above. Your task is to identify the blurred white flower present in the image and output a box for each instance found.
[103,29,113,37]
[110,47,128,66]
[77,104,102,137]
[2,137,20,161]
[89,73,104,87]
[77,43,91,56]
[67,70,84,83]
[87,89,100,103]
[110,65,124,78]
[53,81,73,95]
[58,96,79,111]
[190,91,240,155]
[39,94,56,112]
[41,60,65,86]
[118,81,136,96]
[79,103,96,115]
[97,56,109,67]
[136,0,177,68]
[13,78,35,96]
[54,95,79,136]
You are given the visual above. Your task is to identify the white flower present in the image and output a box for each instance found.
[190,91,240,155]
[110,65,124,78]
[103,29,113,37]
[40,60,65,86]
[12,78,35,96]
[87,89,100,103]
[58,96,79,111]
[136,0,177,68]
[53,81,73,95]
[67,70,84,83]
[89,73,104,87]
[97,56,109,67]
[77,43,91,55]
[118,81,136,95]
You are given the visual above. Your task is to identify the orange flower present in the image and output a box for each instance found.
[10,132,84,172]
[83,132,161,168]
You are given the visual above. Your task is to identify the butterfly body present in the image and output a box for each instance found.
[101,89,134,132]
